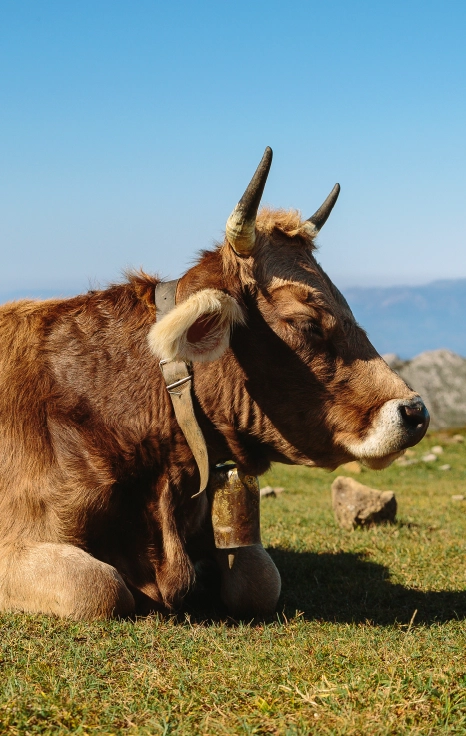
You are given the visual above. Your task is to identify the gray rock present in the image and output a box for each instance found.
[395,457,418,467]
[331,476,397,530]
[260,485,284,498]
[383,349,466,429]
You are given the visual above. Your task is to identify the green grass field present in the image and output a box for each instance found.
[2,429,466,735]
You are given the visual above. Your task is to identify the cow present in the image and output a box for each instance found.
[0,148,429,620]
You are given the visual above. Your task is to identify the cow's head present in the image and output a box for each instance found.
[149,148,429,470]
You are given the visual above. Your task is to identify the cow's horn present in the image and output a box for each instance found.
[225,147,273,256]
[305,183,340,235]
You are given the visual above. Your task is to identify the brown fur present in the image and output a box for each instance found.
[0,210,424,619]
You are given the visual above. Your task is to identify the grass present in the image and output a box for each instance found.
[2,429,466,734]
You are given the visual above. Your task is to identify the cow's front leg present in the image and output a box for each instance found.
[0,542,135,619]
[216,544,281,618]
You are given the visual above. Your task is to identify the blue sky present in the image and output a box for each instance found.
[1,1,465,297]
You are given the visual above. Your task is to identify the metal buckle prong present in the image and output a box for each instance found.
[166,375,192,394]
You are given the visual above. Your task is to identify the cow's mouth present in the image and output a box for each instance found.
[342,397,430,467]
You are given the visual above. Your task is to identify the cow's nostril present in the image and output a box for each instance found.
[399,402,429,430]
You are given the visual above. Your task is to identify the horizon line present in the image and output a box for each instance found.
[1,275,466,299]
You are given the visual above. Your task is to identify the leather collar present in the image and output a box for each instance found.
[155,280,210,496]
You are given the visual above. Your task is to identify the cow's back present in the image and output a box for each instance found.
[0,299,65,540]
[0,298,64,451]
[0,287,161,546]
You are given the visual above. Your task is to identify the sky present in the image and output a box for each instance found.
[1,0,465,297]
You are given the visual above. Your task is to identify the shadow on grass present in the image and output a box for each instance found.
[183,548,466,626]
[268,548,466,626]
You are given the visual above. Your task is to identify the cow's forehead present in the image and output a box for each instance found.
[221,208,354,321]
[252,234,353,320]
[254,209,327,286]
[265,270,353,319]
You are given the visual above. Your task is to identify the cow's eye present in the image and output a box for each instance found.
[284,317,324,340]
[304,322,324,339]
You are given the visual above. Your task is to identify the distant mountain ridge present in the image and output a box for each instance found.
[1,278,465,360]
[344,279,466,358]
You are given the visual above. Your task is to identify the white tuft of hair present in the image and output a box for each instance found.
[148,288,245,364]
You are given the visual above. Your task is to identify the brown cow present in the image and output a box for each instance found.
[0,148,429,619]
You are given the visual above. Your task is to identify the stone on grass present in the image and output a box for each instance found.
[260,485,285,498]
[439,464,451,471]
[452,434,465,443]
[431,445,444,455]
[331,476,397,530]
[395,448,418,466]
[451,494,465,501]
[396,456,418,467]
[422,453,437,462]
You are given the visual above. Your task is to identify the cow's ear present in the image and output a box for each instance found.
[148,288,245,363]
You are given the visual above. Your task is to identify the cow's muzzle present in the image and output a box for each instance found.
[398,398,430,446]
[343,395,430,468]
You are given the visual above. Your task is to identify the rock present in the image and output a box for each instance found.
[395,456,418,467]
[422,453,438,462]
[439,464,451,471]
[452,434,465,443]
[431,445,444,455]
[341,461,362,473]
[452,494,465,501]
[383,353,406,372]
[395,448,418,465]
[331,476,397,530]
[260,485,284,498]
